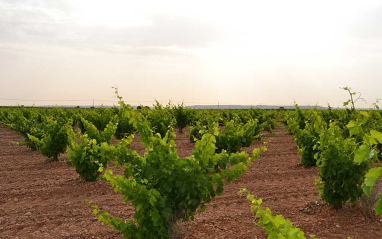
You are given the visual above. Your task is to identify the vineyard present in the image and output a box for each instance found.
[1,90,382,238]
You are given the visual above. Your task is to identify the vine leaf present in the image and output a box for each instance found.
[362,167,382,197]
[371,130,382,144]
[375,194,382,215]
[354,145,373,164]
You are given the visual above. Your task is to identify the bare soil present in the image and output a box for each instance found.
[0,124,381,238]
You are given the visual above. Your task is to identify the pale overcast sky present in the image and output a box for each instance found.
[0,0,381,107]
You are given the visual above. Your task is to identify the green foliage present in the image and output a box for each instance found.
[297,114,326,167]
[261,118,278,133]
[215,119,260,153]
[350,127,382,220]
[67,118,117,181]
[188,117,216,143]
[285,110,323,167]
[298,129,318,167]
[188,123,204,143]
[362,167,382,198]
[214,120,243,153]
[340,87,365,111]
[172,102,190,133]
[27,116,72,160]
[316,123,368,209]
[239,188,316,239]
[0,107,76,152]
[190,119,261,153]
[147,101,175,137]
[295,103,306,130]
[80,117,118,144]
[115,108,136,139]
[286,114,302,137]
[91,95,265,238]
[111,87,137,139]
[345,110,381,143]
[78,106,115,132]
[2,108,41,149]
[242,119,261,146]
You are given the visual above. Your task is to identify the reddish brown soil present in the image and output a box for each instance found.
[0,124,381,238]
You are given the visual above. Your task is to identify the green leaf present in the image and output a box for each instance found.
[149,194,157,206]
[354,145,372,164]
[199,204,207,213]
[371,130,382,144]
[93,208,99,215]
[362,167,382,197]
[273,215,285,227]
[346,121,357,129]
[151,210,161,226]
[375,194,382,215]
[136,203,143,212]
[347,121,360,136]
[216,180,223,195]
[360,111,369,117]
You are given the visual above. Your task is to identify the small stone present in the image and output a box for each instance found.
[25,212,31,216]
[14,198,18,202]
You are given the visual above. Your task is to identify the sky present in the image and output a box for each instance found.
[0,0,382,108]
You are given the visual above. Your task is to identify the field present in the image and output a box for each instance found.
[1,115,382,239]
